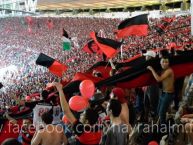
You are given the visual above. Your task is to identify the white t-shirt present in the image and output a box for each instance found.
[33,104,61,129]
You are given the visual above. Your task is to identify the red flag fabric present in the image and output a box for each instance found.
[90,32,122,58]
[62,28,69,38]
[48,61,67,77]
[82,40,102,55]
[36,53,67,77]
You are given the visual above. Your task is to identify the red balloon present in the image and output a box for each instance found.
[69,96,89,112]
[79,80,95,99]
[148,141,158,145]
[25,96,31,101]
[62,115,69,124]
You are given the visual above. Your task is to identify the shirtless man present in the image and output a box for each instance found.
[147,56,174,124]
[31,111,67,145]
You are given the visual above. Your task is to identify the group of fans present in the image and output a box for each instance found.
[0,12,193,145]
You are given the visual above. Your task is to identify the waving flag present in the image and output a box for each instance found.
[62,37,71,51]
[36,53,67,77]
[62,29,71,51]
[156,17,174,35]
[116,14,148,38]
[90,32,122,58]
[82,40,102,54]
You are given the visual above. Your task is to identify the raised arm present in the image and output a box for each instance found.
[52,82,76,124]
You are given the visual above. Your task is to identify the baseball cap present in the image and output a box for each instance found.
[143,50,156,58]
[111,87,127,104]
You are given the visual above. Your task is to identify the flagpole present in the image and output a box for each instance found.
[120,45,123,61]
[109,59,116,69]
[191,0,193,36]
[105,61,110,69]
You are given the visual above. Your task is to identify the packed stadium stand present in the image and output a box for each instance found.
[0,0,193,145]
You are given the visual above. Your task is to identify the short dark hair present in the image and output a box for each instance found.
[41,90,49,100]
[109,99,122,117]
[161,56,170,62]
[160,49,169,58]
[41,110,53,124]
[85,108,99,125]
[2,138,22,145]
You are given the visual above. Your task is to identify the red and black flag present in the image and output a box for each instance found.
[96,50,193,89]
[82,40,102,54]
[116,14,148,38]
[156,23,169,35]
[90,32,122,58]
[156,17,174,35]
[163,17,174,23]
[36,53,67,77]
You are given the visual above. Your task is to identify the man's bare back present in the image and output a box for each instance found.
[31,125,67,145]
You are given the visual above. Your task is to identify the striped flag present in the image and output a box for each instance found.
[116,14,148,38]
[36,53,67,77]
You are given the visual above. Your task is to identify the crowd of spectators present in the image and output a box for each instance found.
[0,13,193,145]
[0,14,192,109]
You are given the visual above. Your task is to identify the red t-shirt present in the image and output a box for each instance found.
[73,121,102,145]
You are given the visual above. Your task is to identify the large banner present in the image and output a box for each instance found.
[33,104,61,129]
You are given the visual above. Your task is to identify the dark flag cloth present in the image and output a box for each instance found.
[96,50,193,89]
[62,28,69,38]
[36,53,67,77]
[53,50,193,100]
[90,32,122,58]
[82,40,102,54]
[0,82,3,89]
[116,14,148,38]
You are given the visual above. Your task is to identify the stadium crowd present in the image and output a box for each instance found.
[0,13,193,145]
